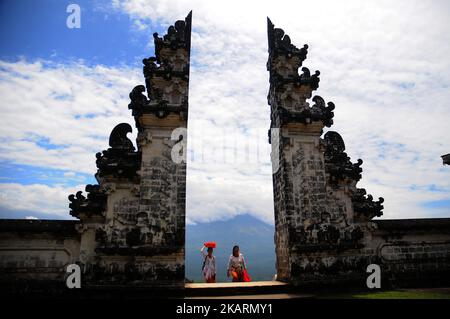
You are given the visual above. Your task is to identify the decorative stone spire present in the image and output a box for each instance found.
[129,11,192,126]
[267,18,333,132]
[153,11,192,59]
[267,17,309,69]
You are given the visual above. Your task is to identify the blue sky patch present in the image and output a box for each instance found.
[422,199,450,210]
[0,162,95,186]
[0,0,155,67]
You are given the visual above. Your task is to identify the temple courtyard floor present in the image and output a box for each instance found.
[185,281,450,299]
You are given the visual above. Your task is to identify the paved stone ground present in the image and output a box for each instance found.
[185,281,293,298]
[187,293,314,299]
[186,281,450,299]
[318,287,450,299]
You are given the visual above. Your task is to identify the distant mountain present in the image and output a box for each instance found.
[186,214,276,283]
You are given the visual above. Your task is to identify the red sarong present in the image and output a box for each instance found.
[242,269,251,282]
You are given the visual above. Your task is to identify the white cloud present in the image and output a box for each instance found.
[63,171,76,178]
[0,60,142,174]
[0,183,84,219]
[113,0,450,221]
[0,0,449,223]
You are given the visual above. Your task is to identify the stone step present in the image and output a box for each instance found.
[185,281,305,298]
[186,293,314,299]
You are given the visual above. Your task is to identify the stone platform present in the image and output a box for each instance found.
[185,281,313,299]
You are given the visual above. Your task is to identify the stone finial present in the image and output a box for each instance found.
[267,17,308,61]
[128,85,148,115]
[324,131,363,183]
[154,11,192,60]
[352,188,384,221]
[442,153,450,165]
[95,123,141,179]
[109,123,135,151]
[68,184,106,219]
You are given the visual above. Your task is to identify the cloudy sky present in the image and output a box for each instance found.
[0,0,449,224]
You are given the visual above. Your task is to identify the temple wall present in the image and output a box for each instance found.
[371,219,450,287]
[274,218,450,288]
[0,220,80,290]
[1,217,449,291]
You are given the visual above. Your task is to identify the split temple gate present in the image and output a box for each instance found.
[1,13,449,297]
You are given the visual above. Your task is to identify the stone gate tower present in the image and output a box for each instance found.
[68,12,191,294]
[267,18,384,286]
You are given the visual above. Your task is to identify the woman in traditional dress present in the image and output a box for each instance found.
[227,245,247,282]
[200,244,216,283]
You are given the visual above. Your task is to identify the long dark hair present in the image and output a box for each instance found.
[232,245,239,256]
